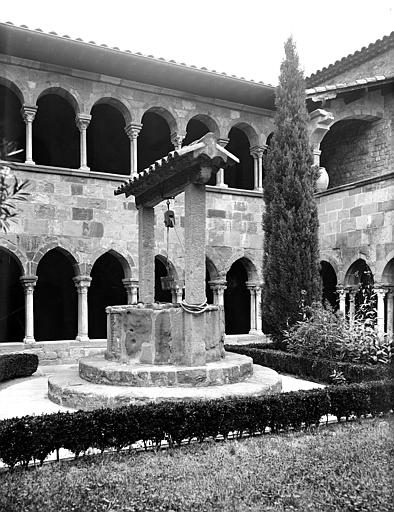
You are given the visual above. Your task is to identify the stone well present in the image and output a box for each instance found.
[48,134,281,410]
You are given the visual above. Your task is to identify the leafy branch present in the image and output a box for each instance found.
[0,139,30,232]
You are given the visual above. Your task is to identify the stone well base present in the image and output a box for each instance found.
[79,352,253,387]
[48,364,282,411]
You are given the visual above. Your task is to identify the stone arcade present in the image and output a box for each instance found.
[48,134,281,409]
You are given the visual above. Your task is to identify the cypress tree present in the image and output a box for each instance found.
[262,37,321,338]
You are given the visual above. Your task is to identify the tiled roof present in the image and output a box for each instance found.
[306,31,394,87]
[306,74,394,97]
[1,21,273,87]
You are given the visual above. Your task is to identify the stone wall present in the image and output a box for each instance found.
[317,175,394,283]
[5,165,265,281]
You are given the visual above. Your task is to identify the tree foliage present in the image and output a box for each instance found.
[262,37,321,337]
[0,139,29,232]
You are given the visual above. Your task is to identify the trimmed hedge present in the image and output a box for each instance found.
[0,353,39,383]
[0,380,392,471]
[226,346,393,383]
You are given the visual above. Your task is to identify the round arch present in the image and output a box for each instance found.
[229,121,259,147]
[142,106,178,134]
[0,76,25,105]
[224,258,251,334]
[34,247,78,341]
[36,86,81,114]
[381,258,394,285]
[91,97,132,125]
[344,257,374,287]
[90,248,134,279]
[88,251,128,339]
[31,242,81,276]
[185,114,220,138]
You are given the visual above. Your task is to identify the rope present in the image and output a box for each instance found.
[180,299,209,315]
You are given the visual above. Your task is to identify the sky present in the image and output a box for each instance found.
[1,0,393,85]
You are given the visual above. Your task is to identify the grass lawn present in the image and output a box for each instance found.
[0,417,392,511]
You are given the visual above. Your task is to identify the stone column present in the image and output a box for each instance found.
[250,146,264,191]
[216,138,229,188]
[184,182,206,304]
[122,278,139,304]
[138,206,155,303]
[386,288,394,337]
[20,276,38,343]
[76,113,91,171]
[209,281,227,306]
[337,286,347,317]
[20,105,37,165]
[374,287,387,335]
[171,132,186,151]
[254,284,263,333]
[348,287,358,324]
[246,282,257,333]
[125,123,143,176]
[73,276,91,342]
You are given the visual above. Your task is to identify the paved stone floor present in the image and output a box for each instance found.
[0,364,325,420]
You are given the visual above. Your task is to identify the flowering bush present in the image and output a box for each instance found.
[284,301,392,366]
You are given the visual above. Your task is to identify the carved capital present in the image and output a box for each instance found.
[125,123,143,140]
[170,132,186,150]
[73,275,92,292]
[249,145,265,159]
[20,105,38,124]
[76,113,92,131]
[20,275,38,293]
[208,280,227,292]
[122,278,139,291]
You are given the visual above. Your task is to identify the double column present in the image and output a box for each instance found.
[21,105,38,165]
[209,280,227,306]
[122,278,139,304]
[246,282,263,334]
[125,123,143,176]
[20,276,38,343]
[73,276,91,342]
[336,284,394,336]
[250,146,265,191]
[76,113,91,171]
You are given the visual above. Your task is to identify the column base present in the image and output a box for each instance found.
[254,187,263,192]
[79,166,90,171]
[76,335,90,343]
[23,336,36,344]
[25,160,35,165]
[217,183,228,188]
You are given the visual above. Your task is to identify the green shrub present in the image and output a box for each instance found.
[226,345,393,383]
[284,302,392,366]
[0,353,39,382]
[0,380,392,471]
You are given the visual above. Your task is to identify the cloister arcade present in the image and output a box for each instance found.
[0,81,268,191]
[0,246,264,344]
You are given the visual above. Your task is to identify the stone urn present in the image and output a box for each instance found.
[316,167,329,192]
